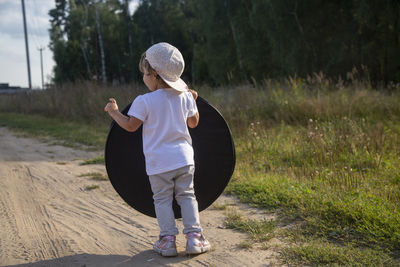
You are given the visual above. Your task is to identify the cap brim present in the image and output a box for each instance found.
[159,74,188,92]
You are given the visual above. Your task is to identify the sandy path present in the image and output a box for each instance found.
[0,127,280,267]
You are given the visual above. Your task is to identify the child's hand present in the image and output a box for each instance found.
[189,89,198,100]
[104,98,119,113]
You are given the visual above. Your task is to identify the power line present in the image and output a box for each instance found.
[26,0,42,48]
[24,0,52,88]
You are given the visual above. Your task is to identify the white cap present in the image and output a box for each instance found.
[145,42,188,92]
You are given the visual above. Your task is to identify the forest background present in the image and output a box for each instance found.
[49,0,400,86]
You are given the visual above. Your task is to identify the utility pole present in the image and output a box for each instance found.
[38,46,45,89]
[21,0,32,89]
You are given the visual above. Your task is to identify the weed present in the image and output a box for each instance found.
[84,185,99,191]
[224,208,276,243]
[212,202,234,210]
[238,240,253,249]
[80,155,105,165]
[79,172,108,181]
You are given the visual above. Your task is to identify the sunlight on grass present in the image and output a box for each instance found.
[281,240,396,266]
[0,113,107,150]
[224,208,276,244]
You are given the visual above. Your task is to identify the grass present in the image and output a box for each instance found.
[281,240,397,266]
[211,201,235,210]
[226,113,400,263]
[0,78,399,265]
[79,172,108,181]
[84,185,100,191]
[80,155,105,165]
[224,208,276,245]
[0,112,107,150]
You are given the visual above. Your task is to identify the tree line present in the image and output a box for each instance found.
[49,0,400,86]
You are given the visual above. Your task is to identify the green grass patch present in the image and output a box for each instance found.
[0,112,107,150]
[79,172,108,181]
[211,201,235,210]
[84,185,100,191]
[80,155,105,165]
[228,118,400,252]
[224,208,276,244]
[281,240,397,266]
[228,115,400,264]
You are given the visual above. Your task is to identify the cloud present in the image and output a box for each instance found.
[0,1,25,38]
[0,33,26,63]
[0,0,55,88]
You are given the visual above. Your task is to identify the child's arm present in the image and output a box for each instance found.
[187,112,199,128]
[104,98,143,132]
[187,89,199,128]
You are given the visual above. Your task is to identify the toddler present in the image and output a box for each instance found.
[104,42,210,256]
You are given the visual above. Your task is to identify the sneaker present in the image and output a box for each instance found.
[185,232,211,255]
[153,235,178,257]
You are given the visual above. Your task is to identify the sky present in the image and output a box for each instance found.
[0,0,138,89]
[0,0,55,89]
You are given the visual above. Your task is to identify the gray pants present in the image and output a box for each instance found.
[149,165,202,236]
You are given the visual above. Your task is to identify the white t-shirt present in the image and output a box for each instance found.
[127,89,198,175]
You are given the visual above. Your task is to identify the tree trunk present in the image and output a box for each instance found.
[224,0,246,82]
[95,2,107,85]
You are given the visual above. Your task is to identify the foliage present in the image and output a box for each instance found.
[48,0,400,85]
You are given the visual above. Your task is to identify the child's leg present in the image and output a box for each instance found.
[149,173,179,237]
[173,165,202,234]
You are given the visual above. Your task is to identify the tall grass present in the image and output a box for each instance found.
[1,75,399,131]
[1,76,400,265]
[0,81,147,125]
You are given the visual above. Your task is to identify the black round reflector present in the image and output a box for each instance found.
[105,96,235,218]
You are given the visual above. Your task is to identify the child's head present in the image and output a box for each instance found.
[139,52,170,91]
[139,42,188,92]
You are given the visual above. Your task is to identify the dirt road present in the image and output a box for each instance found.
[0,127,279,267]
